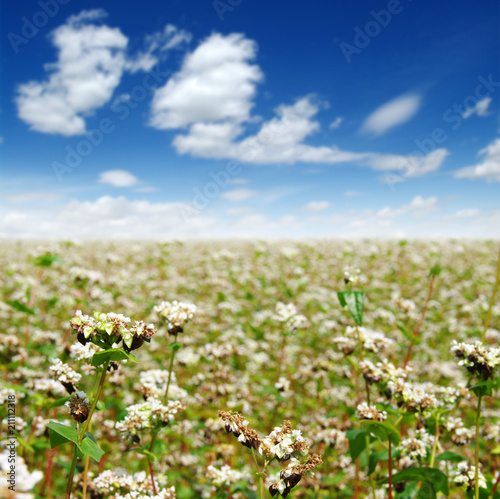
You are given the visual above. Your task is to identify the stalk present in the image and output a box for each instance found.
[388,440,393,499]
[251,447,264,499]
[482,245,500,342]
[66,360,109,499]
[147,341,179,493]
[404,273,436,368]
[475,395,482,499]
[429,413,440,468]
[65,446,78,499]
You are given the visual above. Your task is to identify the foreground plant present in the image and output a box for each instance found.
[49,310,158,499]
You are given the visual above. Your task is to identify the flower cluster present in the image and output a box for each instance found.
[65,390,90,424]
[206,464,246,488]
[116,399,185,444]
[49,359,82,394]
[275,302,307,332]
[453,462,487,491]
[269,453,323,498]
[93,468,176,499]
[399,428,434,461]
[153,301,196,335]
[333,327,393,356]
[386,380,438,414]
[259,421,309,461]
[343,267,361,285]
[355,403,387,422]
[219,410,261,450]
[451,340,500,380]
[70,310,157,352]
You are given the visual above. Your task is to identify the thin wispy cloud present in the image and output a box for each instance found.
[361,94,421,136]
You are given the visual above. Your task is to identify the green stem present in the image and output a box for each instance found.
[475,395,482,499]
[429,413,440,468]
[251,448,264,499]
[163,341,178,405]
[482,245,500,342]
[65,445,78,499]
[80,360,109,443]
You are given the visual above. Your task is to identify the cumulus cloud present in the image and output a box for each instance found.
[98,170,139,187]
[462,97,492,119]
[361,94,421,136]
[149,33,263,129]
[16,10,128,136]
[454,138,500,182]
[303,201,331,212]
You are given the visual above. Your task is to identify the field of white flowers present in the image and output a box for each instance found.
[1,239,499,499]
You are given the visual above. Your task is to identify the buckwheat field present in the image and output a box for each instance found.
[1,239,500,499]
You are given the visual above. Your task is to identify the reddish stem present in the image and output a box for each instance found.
[403,274,435,368]
[147,458,158,495]
[492,469,500,496]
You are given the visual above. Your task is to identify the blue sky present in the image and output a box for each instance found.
[1,0,499,239]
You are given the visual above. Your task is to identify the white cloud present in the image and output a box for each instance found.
[16,10,128,136]
[367,148,449,177]
[330,117,343,129]
[303,201,331,212]
[149,33,262,129]
[454,138,500,182]
[4,192,63,203]
[361,94,421,136]
[220,188,256,202]
[98,170,139,187]
[462,97,492,119]
[229,178,249,185]
[377,195,439,218]
[125,24,191,73]
[345,190,362,197]
[0,196,214,239]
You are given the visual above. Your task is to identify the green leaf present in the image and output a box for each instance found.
[91,348,138,367]
[491,444,500,455]
[436,451,467,462]
[360,421,401,446]
[470,380,500,397]
[368,449,388,475]
[134,447,158,461]
[337,291,365,326]
[33,254,63,267]
[397,322,420,345]
[379,467,449,496]
[80,433,104,462]
[6,300,35,315]
[47,396,71,408]
[48,422,79,449]
[346,429,366,461]
[168,341,184,352]
[429,264,442,277]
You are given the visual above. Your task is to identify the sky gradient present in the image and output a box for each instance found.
[1,0,499,239]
